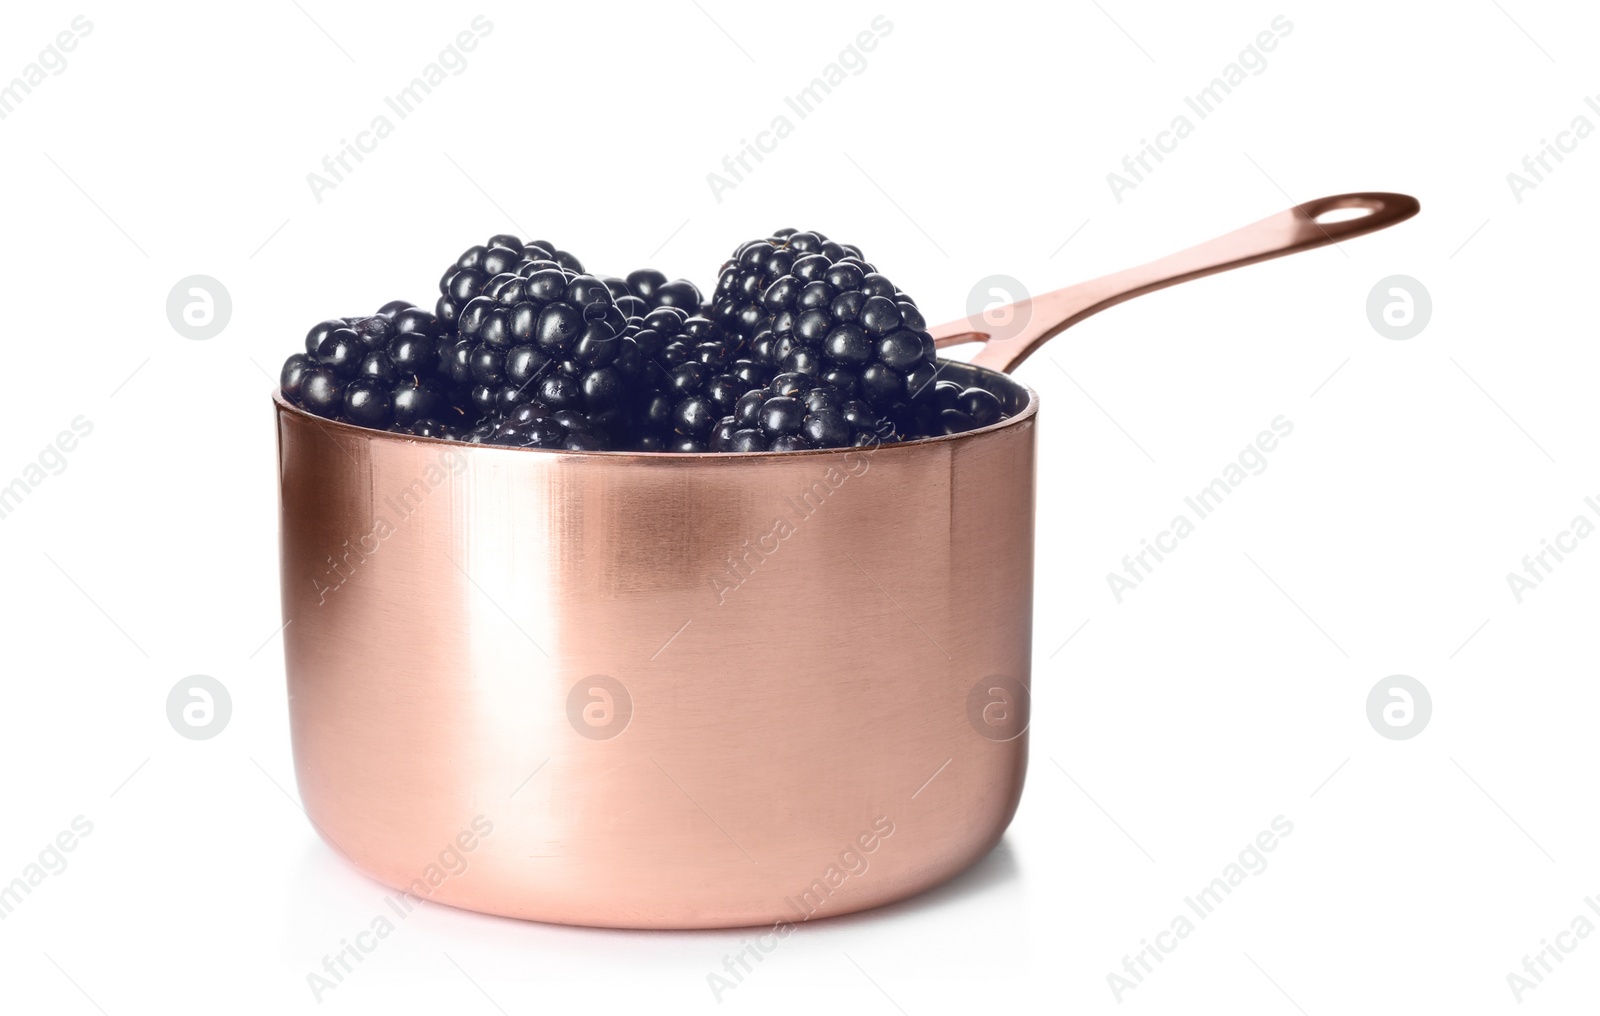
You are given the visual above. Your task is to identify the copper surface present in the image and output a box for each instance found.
[930,192,1421,373]
[277,191,1418,928]
[278,365,1037,930]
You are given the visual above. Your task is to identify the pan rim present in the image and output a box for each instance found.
[272,359,1040,461]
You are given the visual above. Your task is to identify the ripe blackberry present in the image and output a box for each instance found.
[397,417,462,441]
[595,271,704,324]
[710,372,897,452]
[627,306,734,368]
[639,270,704,309]
[283,224,1007,452]
[914,380,1010,435]
[711,230,864,346]
[760,254,942,415]
[623,306,753,451]
[436,235,584,328]
[283,302,466,428]
[451,257,637,443]
[467,401,607,452]
[630,360,752,452]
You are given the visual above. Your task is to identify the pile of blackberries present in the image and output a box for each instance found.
[279,229,1010,452]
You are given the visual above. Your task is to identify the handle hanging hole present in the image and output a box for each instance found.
[1313,205,1377,224]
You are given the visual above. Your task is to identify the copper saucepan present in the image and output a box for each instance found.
[276,192,1418,929]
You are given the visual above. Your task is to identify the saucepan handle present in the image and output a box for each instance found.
[929,192,1421,375]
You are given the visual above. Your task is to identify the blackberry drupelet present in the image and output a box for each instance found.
[390,375,460,431]
[401,417,462,441]
[602,270,705,321]
[710,372,898,452]
[294,364,345,419]
[914,379,1010,435]
[279,353,314,403]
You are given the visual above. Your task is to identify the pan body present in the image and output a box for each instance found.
[276,361,1038,929]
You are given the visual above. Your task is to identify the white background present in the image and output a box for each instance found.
[1,1,1596,1012]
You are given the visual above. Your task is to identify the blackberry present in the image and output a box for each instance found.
[282,224,1007,452]
[711,230,864,347]
[595,270,704,323]
[914,380,1009,435]
[436,235,584,328]
[631,360,749,452]
[759,253,942,416]
[398,417,462,441]
[283,302,466,429]
[612,269,704,317]
[467,401,606,452]
[627,306,730,368]
[451,257,636,445]
[710,372,897,452]
[625,306,749,451]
